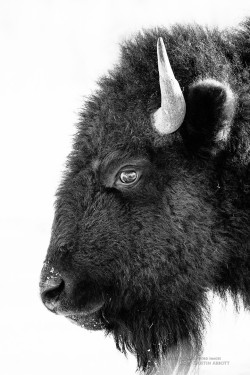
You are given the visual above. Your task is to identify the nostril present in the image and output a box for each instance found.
[40,276,65,311]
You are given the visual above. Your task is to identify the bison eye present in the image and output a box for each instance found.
[115,168,141,188]
[120,170,138,183]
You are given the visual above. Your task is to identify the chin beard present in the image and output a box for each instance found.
[99,297,209,374]
[65,291,209,374]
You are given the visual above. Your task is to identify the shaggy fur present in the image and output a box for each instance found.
[40,19,250,374]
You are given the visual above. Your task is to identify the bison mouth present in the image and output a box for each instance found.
[64,301,105,330]
[39,267,107,330]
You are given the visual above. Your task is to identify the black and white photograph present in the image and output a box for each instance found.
[1,0,250,374]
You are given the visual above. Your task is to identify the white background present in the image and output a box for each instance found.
[1,0,250,374]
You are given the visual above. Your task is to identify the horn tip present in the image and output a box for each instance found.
[157,37,166,62]
[157,37,164,49]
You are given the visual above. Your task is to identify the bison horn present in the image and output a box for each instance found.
[152,37,186,134]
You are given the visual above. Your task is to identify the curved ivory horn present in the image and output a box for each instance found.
[152,37,186,134]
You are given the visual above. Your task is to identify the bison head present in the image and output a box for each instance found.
[40,24,250,373]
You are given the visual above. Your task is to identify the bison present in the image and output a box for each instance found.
[40,19,250,374]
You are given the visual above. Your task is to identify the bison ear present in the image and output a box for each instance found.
[183,79,236,156]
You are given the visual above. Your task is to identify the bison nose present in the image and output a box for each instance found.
[40,275,65,312]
